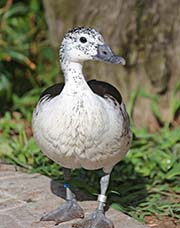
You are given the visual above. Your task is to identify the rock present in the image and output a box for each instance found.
[0,165,149,228]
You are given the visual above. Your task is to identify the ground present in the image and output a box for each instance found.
[0,164,149,228]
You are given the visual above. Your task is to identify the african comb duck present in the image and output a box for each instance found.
[32,27,132,228]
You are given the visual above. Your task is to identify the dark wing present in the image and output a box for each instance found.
[88,80,131,137]
[39,80,122,104]
[39,83,65,101]
[87,79,122,105]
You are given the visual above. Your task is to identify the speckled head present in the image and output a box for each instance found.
[60,27,125,65]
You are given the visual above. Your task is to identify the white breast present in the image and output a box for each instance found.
[32,90,132,173]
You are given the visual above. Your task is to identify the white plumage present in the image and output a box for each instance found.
[33,71,130,173]
[32,27,132,227]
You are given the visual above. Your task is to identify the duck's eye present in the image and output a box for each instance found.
[80,37,87,43]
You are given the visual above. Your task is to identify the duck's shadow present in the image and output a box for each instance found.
[50,179,96,201]
[50,160,148,212]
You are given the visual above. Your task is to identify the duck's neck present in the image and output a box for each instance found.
[61,58,86,85]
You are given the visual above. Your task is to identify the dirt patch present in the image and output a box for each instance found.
[145,216,180,228]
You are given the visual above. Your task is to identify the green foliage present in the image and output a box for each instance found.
[0,0,59,112]
[128,86,180,127]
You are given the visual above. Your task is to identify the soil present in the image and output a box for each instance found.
[145,216,180,228]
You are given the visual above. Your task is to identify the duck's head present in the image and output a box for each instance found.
[60,27,125,65]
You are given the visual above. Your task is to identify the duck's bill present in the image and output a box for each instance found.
[93,44,126,65]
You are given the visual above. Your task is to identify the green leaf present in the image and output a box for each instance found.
[151,99,162,122]
[4,3,27,19]
[173,80,180,95]
[166,163,180,179]
[2,49,35,69]
[0,73,12,104]
[111,203,126,212]
[171,99,180,116]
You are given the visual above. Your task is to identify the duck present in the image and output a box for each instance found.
[32,27,132,228]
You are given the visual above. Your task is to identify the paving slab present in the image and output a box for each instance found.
[0,165,149,228]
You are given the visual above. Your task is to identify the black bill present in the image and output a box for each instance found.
[93,44,126,65]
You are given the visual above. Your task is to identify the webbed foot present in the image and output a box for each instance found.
[40,198,84,225]
[72,209,114,228]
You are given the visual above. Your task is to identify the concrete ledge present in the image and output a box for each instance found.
[0,165,149,228]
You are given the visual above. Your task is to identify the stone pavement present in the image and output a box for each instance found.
[0,165,149,228]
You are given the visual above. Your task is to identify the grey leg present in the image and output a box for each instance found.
[40,168,84,225]
[72,172,114,228]
[63,168,75,200]
[98,173,110,211]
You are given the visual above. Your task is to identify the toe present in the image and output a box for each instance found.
[95,213,114,228]
[71,200,84,219]
[72,210,114,228]
[40,199,84,224]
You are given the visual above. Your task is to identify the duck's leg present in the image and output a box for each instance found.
[41,168,84,225]
[72,172,114,228]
